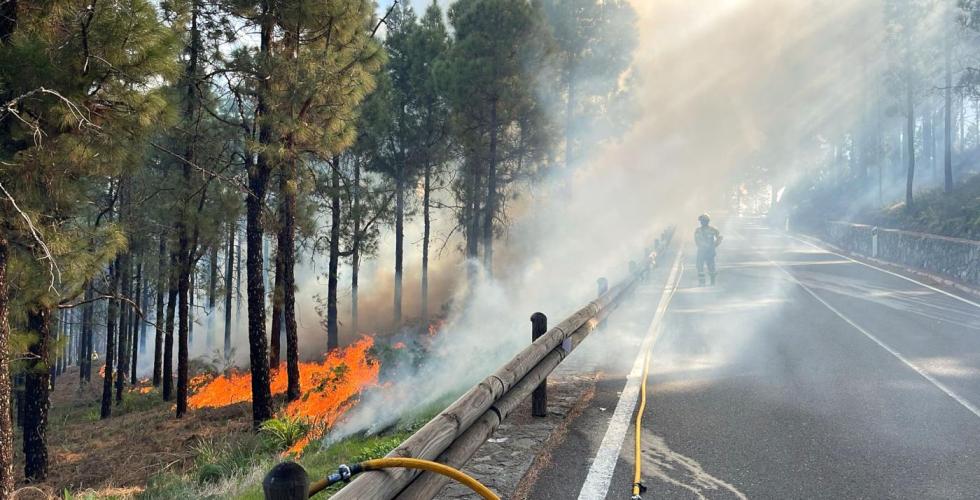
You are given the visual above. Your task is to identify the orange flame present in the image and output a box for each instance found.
[427,319,445,337]
[188,337,380,454]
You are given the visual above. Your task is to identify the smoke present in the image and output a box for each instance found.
[156,0,928,444]
[322,0,916,440]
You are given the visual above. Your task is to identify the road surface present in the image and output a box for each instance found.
[528,218,980,500]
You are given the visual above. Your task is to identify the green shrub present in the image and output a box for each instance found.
[197,463,224,485]
[260,416,309,451]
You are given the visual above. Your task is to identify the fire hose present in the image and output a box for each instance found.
[631,348,652,500]
[310,457,499,499]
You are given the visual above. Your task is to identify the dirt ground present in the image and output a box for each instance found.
[13,366,251,499]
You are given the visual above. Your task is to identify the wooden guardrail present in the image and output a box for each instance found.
[267,227,675,500]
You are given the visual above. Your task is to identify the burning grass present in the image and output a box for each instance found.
[24,330,444,498]
[188,336,380,454]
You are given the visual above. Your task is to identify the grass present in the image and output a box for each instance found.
[861,173,980,239]
[138,411,437,499]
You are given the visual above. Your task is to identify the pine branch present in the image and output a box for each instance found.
[0,180,62,294]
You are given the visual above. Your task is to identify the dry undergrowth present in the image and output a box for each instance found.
[14,366,251,498]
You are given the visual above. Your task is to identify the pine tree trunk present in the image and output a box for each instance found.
[958,95,964,151]
[23,307,51,482]
[243,0,275,427]
[464,157,482,284]
[177,252,190,417]
[236,221,242,330]
[139,260,149,355]
[174,0,199,417]
[352,159,361,335]
[327,157,341,351]
[394,159,404,328]
[565,69,576,171]
[205,246,216,348]
[102,258,119,418]
[224,221,234,361]
[270,239,283,367]
[944,23,954,193]
[153,234,166,386]
[0,236,15,497]
[906,87,915,210]
[115,253,131,404]
[188,263,195,345]
[421,161,431,324]
[53,315,61,379]
[81,283,94,382]
[282,160,299,401]
[208,246,217,312]
[163,249,178,400]
[483,98,499,276]
[132,261,142,384]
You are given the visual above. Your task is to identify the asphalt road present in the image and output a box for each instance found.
[528,218,980,500]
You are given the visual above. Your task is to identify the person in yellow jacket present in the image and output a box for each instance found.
[694,214,723,286]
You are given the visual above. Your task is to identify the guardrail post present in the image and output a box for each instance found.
[263,461,310,500]
[531,312,548,417]
[872,226,879,258]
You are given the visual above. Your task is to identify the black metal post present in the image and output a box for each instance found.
[263,461,310,500]
[531,312,548,417]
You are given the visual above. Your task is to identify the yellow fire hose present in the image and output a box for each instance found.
[631,349,652,500]
[312,352,654,500]
[309,457,499,499]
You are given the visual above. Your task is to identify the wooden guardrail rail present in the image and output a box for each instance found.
[269,227,675,500]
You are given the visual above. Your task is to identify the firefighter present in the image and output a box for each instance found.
[694,214,723,286]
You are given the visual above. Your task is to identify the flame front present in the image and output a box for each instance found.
[188,336,380,453]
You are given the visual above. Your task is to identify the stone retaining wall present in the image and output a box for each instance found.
[814,221,980,288]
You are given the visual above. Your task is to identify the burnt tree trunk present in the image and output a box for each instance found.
[23,307,51,482]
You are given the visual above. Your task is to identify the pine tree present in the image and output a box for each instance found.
[446,0,552,277]
[0,0,178,480]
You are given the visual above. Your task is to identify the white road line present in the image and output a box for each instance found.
[785,232,980,310]
[577,251,684,500]
[766,255,980,420]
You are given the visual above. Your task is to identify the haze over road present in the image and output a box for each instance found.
[530,218,980,500]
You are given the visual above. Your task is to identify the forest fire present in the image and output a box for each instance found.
[188,337,380,453]
[428,319,445,337]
